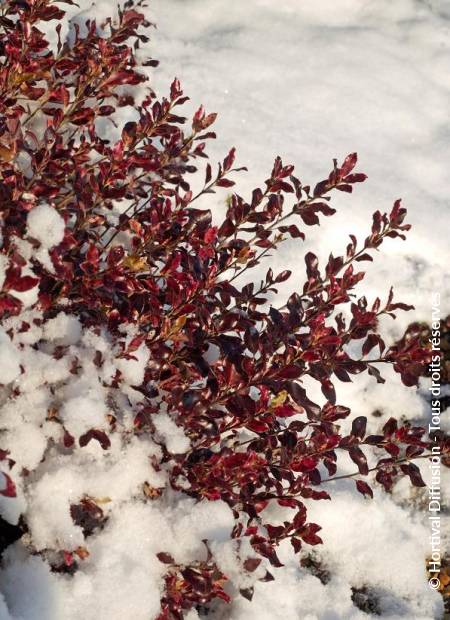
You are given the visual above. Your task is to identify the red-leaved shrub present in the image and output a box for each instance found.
[0,1,446,618]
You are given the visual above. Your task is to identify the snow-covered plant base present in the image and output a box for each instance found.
[0,1,448,619]
[0,314,444,620]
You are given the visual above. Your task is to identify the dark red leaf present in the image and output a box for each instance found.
[340,153,358,177]
[156,552,175,564]
[349,446,369,475]
[8,276,39,292]
[243,558,262,572]
[351,416,367,440]
[355,479,373,499]
[79,430,111,450]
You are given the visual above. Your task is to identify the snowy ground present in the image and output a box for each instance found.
[0,1,449,619]
[150,0,450,334]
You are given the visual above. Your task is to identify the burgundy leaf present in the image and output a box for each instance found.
[349,446,369,475]
[79,430,111,450]
[351,416,367,440]
[355,479,373,499]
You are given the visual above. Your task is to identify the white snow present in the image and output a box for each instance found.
[0,472,9,494]
[26,204,65,249]
[60,396,109,438]
[153,412,191,454]
[0,254,8,290]
[42,313,82,346]
[150,0,450,334]
[0,328,21,385]
[0,1,448,620]
[114,341,150,386]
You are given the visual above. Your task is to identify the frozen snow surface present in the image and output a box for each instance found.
[0,1,449,619]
